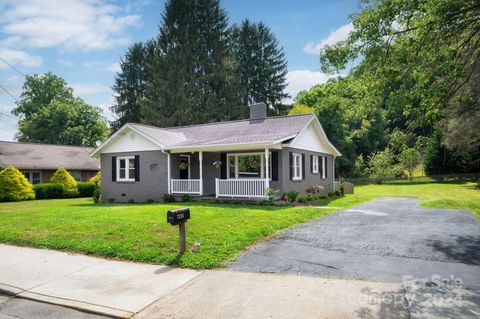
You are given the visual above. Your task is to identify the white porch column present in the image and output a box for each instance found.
[167,152,171,194]
[199,151,203,195]
[264,148,270,191]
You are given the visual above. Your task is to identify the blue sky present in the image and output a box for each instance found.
[0,0,358,141]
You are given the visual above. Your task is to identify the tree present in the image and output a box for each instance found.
[288,103,314,115]
[0,166,35,202]
[319,0,480,151]
[18,99,109,147]
[230,20,288,113]
[399,147,420,182]
[111,41,155,131]
[50,167,79,198]
[13,73,109,146]
[367,148,398,182]
[141,0,243,127]
[12,72,75,120]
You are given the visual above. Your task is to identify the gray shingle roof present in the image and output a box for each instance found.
[0,141,100,170]
[130,113,315,148]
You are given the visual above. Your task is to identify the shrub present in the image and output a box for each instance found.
[50,167,79,197]
[0,166,35,202]
[266,188,279,202]
[327,192,335,197]
[318,195,327,199]
[286,190,299,203]
[108,198,116,203]
[147,198,155,203]
[181,194,192,202]
[306,184,324,194]
[297,195,308,203]
[77,182,95,197]
[335,190,341,196]
[34,183,64,199]
[128,198,135,204]
[89,172,101,203]
[163,193,176,202]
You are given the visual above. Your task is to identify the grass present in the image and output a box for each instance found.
[0,181,478,269]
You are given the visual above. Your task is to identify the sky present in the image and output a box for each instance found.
[0,0,359,141]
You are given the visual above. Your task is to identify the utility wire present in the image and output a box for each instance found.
[0,111,20,121]
[0,83,19,101]
[0,56,26,77]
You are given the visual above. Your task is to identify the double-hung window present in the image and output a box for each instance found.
[312,156,319,174]
[117,156,135,181]
[292,153,302,180]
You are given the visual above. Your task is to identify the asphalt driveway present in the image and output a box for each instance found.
[230,197,480,290]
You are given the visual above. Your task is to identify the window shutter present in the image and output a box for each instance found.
[134,155,140,181]
[220,153,227,179]
[289,152,293,181]
[325,156,328,178]
[272,151,278,181]
[310,155,313,173]
[111,156,117,181]
[301,154,305,180]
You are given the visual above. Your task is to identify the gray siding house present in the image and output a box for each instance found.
[91,103,341,203]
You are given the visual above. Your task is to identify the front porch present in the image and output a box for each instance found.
[167,149,273,199]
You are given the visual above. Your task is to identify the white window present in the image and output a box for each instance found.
[292,153,302,180]
[22,171,42,184]
[312,156,319,174]
[117,156,135,181]
[322,156,326,179]
[227,152,271,179]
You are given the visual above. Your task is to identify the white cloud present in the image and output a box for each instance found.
[285,70,337,102]
[83,60,120,72]
[71,83,112,97]
[0,46,42,69]
[0,0,141,52]
[58,59,74,67]
[304,23,353,54]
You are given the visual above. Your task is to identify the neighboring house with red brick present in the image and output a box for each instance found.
[0,141,100,184]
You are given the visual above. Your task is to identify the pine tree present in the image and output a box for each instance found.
[111,41,154,130]
[230,20,288,113]
[141,0,244,127]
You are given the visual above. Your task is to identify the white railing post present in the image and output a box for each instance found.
[264,148,269,195]
[199,151,203,195]
[215,178,219,198]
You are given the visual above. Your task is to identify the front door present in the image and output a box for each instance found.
[179,155,190,179]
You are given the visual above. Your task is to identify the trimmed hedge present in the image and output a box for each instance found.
[50,167,79,198]
[34,183,64,199]
[34,182,95,199]
[77,182,95,197]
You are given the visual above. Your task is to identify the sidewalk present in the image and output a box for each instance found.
[0,244,200,318]
[1,244,478,318]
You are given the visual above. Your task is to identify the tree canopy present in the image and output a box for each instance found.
[13,73,109,147]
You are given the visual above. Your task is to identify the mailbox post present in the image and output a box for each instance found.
[167,208,190,253]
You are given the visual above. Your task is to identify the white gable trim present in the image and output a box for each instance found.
[90,124,165,157]
[285,117,341,156]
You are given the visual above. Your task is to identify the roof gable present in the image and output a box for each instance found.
[101,127,163,154]
[287,118,341,156]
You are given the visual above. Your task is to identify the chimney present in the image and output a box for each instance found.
[249,102,267,120]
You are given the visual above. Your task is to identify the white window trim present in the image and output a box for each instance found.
[322,156,326,179]
[292,153,302,181]
[117,156,135,182]
[23,170,42,184]
[226,152,271,180]
[312,156,319,174]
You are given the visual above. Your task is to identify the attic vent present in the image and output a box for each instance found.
[249,102,267,120]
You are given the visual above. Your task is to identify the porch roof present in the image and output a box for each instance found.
[129,114,315,150]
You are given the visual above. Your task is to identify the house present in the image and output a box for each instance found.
[91,103,341,202]
[0,141,100,183]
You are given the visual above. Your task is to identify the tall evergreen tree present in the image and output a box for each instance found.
[111,41,154,130]
[230,20,288,113]
[141,0,243,127]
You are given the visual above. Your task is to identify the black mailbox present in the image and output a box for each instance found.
[167,208,190,225]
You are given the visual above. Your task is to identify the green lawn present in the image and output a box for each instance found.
[0,181,478,269]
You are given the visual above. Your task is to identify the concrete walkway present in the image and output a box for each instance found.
[0,244,200,318]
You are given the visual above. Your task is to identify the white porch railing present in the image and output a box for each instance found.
[171,179,201,194]
[215,178,268,198]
